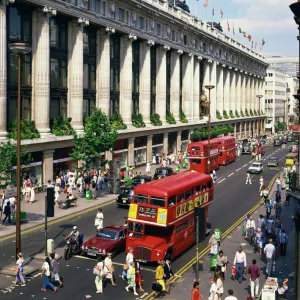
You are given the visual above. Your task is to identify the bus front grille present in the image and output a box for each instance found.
[134,247,152,261]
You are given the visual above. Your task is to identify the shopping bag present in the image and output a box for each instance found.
[242,226,247,236]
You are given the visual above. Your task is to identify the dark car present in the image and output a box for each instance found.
[267,156,279,167]
[81,226,127,258]
[287,135,292,142]
[132,175,152,187]
[153,167,174,180]
[116,185,134,207]
[274,139,282,146]
[242,143,251,154]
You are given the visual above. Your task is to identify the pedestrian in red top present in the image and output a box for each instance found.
[191,281,205,300]
[248,259,260,298]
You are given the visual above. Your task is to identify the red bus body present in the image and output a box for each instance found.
[213,137,236,166]
[187,140,219,174]
[126,172,214,262]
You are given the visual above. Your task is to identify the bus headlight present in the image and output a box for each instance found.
[156,251,160,256]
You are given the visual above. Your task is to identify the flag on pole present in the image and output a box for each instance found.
[233,25,235,35]
[247,35,252,41]
[227,20,230,32]
[204,0,208,7]
[251,41,253,48]
[212,8,214,16]
[262,38,265,46]
[242,31,246,37]
[220,9,223,18]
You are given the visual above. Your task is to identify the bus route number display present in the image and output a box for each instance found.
[138,206,157,219]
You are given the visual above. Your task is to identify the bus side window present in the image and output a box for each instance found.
[185,190,193,200]
[168,195,176,207]
[207,181,212,189]
[177,193,184,203]
[202,184,207,192]
[195,186,200,195]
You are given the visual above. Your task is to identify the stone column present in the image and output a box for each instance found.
[245,74,250,114]
[193,57,201,120]
[96,29,110,115]
[163,132,168,154]
[229,67,235,114]
[182,54,193,121]
[216,65,224,114]
[139,41,151,125]
[170,50,181,121]
[32,10,51,136]
[234,123,237,138]
[146,135,153,163]
[210,61,217,119]
[223,67,230,113]
[0,3,7,139]
[43,150,54,184]
[188,129,192,143]
[120,35,133,127]
[244,122,247,136]
[176,131,182,154]
[68,21,84,133]
[236,70,241,115]
[254,78,258,112]
[156,46,167,124]
[128,137,135,166]
[241,72,246,113]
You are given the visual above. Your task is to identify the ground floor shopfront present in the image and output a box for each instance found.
[23,117,265,186]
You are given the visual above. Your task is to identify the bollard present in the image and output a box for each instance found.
[47,239,54,255]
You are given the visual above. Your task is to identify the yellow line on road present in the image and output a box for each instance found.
[143,173,278,300]
[0,199,116,243]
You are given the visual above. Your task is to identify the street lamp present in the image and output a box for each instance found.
[288,2,300,299]
[8,42,32,259]
[205,85,215,175]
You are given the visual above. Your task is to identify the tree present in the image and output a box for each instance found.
[71,109,118,173]
[0,142,31,191]
[275,121,287,133]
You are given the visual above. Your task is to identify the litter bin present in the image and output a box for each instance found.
[11,211,27,222]
[47,239,54,255]
[214,228,222,241]
[86,190,92,200]
[210,254,217,270]
[176,165,181,173]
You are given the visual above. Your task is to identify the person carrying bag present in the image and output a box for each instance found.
[94,257,105,294]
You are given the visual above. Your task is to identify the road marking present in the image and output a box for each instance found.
[243,164,248,167]
[228,173,234,177]
[236,168,241,171]
[218,178,226,183]
[33,273,41,278]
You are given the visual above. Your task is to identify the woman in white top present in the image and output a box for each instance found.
[41,257,57,292]
[14,252,26,286]
[209,278,218,300]
[104,253,116,286]
[215,272,224,300]
[95,208,104,230]
[29,186,35,203]
[145,163,151,175]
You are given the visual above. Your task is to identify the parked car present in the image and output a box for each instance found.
[116,185,134,207]
[248,162,263,174]
[274,139,282,146]
[132,175,152,187]
[153,167,174,180]
[287,135,292,142]
[267,156,279,167]
[81,226,127,259]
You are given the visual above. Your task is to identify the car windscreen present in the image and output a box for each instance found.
[120,189,133,195]
[133,178,145,184]
[96,229,118,240]
[269,157,278,161]
[155,169,167,175]
[251,164,260,168]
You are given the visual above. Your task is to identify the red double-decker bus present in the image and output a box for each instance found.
[187,140,219,174]
[213,136,236,166]
[126,172,214,262]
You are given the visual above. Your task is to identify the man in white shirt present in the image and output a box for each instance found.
[264,239,275,277]
[246,216,256,243]
[233,247,247,283]
[224,289,238,300]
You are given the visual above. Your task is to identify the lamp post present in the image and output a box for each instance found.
[8,43,32,259]
[205,85,215,175]
[256,95,263,160]
[289,2,300,299]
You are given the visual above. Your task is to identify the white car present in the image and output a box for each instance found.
[248,162,263,174]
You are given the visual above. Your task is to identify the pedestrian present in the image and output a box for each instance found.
[224,289,238,300]
[259,175,264,191]
[164,259,174,294]
[209,277,218,300]
[266,216,274,234]
[215,271,224,300]
[94,208,104,230]
[104,253,116,286]
[134,258,144,292]
[245,170,252,184]
[278,278,288,296]
[54,183,60,206]
[248,259,260,298]
[125,261,138,295]
[50,253,63,287]
[279,229,288,256]
[233,247,247,283]
[122,247,134,280]
[25,183,31,203]
[216,250,228,280]
[29,185,35,203]
[244,215,250,237]
[255,228,264,255]
[275,216,282,237]
[264,239,276,277]
[41,257,57,292]
[275,191,281,203]
[208,232,218,255]
[146,162,151,175]
[13,252,26,286]
[276,177,282,192]
[94,257,104,294]
[258,214,266,229]
[266,203,272,219]
[191,281,205,300]
[55,176,61,188]
[2,201,11,224]
[60,176,65,191]
[155,260,166,297]
[246,216,256,244]
[91,181,97,199]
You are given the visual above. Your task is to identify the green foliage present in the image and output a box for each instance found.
[235,110,240,118]
[150,114,162,126]
[71,108,118,173]
[180,109,188,123]
[223,110,229,119]
[229,110,235,118]
[50,117,75,136]
[253,109,258,116]
[191,125,234,141]
[245,109,249,117]
[110,114,127,130]
[8,120,40,140]
[166,112,176,124]
[275,121,287,133]
[240,110,245,117]
[216,110,222,120]
[132,111,146,128]
[0,142,31,190]
[249,109,254,116]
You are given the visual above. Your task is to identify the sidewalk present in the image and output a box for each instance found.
[0,163,181,239]
[166,182,296,299]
